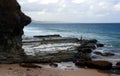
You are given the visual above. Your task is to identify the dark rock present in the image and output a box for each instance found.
[86,61,112,70]
[87,39,97,44]
[78,43,96,51]
[24,51,77,63]
[26,68,31,71]
[49,63,58,67]
[81,48,92,53]
[75,61,112,70]
[75,61,86,68]
[0,0,31,63]
[94,51,103,56]
[8,68,13,70]
[97,43,104,47]
[34,34,61,38]
[76,39,97,61]
[19,63,42,68]
[94,51,115,56]
[116,62,120,65]
[75,52,92,61]
[85,43,96,49]
[112,66,120,70]
[103,52,115,56]
[23,37,79,44]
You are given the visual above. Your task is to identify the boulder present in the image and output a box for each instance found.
[75,61,86,68]
[0,0,31,63]
[75,61,112,70]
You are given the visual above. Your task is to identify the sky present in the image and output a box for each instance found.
[17,0,120,23]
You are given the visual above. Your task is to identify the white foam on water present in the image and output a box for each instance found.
[23,43,80,56]
[37,62,79,70]
[57,62,78,70]
[93,49,104,53]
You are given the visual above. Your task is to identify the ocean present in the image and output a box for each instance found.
[23,23,120,59]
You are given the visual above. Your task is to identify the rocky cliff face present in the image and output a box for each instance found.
[0,0,31,63]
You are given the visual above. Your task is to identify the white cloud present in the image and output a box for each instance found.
[27,0,39,3]
[72,0,86,4]
[38,0,59,4]
[113,3,120,11]
[17,0,120,23]
[17,0,26,4]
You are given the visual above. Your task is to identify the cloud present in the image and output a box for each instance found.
[38,0,59,4]
[72,0,86,4]
[113,3,120,11]
[27,0,39,3]
[17,0,120,23]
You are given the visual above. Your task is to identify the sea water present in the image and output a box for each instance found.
[23,22,120,59]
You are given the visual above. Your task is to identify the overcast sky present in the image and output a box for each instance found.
[17,0,120,23]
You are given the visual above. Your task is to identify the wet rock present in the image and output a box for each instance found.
[116,62,120,65]
[94,51,115,56]
[34,34,61,38]
[79,43,96,50]
[8,68,13,70]
[26,68,31,71]
[76,39,98,61]
[94,51,103,56]
[97,43,104,47]
[112,66,120,70]
[19,63,42,68]
[87,39,97,44]
[75,61,86,68]
[0,0,31,63]
[24,51,77,63]
[75,52,91,61]
[103,52,115,56]
[75,61,112,70]
[85,43,96,50]
[49,63,58,67]
[81,48,92,53]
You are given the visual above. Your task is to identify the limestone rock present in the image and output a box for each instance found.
[0,0,31,63]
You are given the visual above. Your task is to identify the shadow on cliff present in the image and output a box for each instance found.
[0,0,31,63]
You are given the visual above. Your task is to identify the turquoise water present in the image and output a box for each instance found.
[24,23,120,53]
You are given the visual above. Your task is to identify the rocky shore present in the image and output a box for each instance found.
[22,34,120,74]
[0,0,119,75]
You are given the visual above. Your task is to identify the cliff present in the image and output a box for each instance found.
[0,0,31,63]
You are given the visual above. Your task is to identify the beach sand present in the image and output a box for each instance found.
[0,64,119,76]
